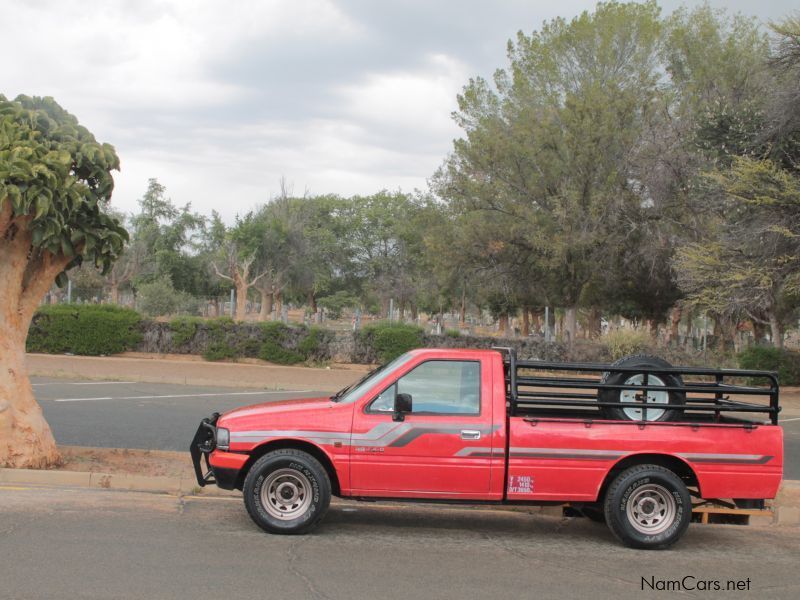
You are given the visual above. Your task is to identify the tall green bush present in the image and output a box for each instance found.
[360,322,424,362]
[738,346,800,385]
[27,305,142,355]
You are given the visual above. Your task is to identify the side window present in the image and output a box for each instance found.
[370,384,396,412]
[399,361,480,415]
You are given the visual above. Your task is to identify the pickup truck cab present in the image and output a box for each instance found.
[191,348,783,549]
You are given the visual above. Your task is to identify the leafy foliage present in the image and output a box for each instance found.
[738,346,800,385]
[0,95,126,285]
[27,305,141,355]
[359,322,424,362]
[603,329,653,361]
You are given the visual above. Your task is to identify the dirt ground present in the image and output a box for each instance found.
[55,446,195,479]
[26,352,370,393]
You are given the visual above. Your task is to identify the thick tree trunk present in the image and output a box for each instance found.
[0,206,65,467]
[109,282,119,304]
[235,281,248,320]
[521,309,530,336]
[564,306,578,345]
[259,289,274,321]
[275,290,283,317]
[0,327,60,468]
[769,314,784,349]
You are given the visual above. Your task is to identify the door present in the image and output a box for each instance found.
[349,358,495,497]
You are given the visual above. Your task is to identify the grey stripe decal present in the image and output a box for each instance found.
[454,447,505,458]
[509,448,626,461]
[677,453,773,465]
[230,422,498,447]
[501,448,773,465]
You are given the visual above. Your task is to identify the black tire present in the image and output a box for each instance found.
[599,354,684,422]
[603,464,691,549]
[243,449,331,535]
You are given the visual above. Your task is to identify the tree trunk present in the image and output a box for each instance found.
[564,306,578,345]
[259,289,274,321]
[498,313,509,335]
[669,306,682,346]
[0,327,60,468]
[275,290,283,318]
[235,281,248,320]
[308,291,317,314]
[769,314,784,349]
[521,309,530,336]
[460,286,466,327]
[410,303,418,321]
[751,319,766,344]
[109,282,119,304]
[587,306,602,339]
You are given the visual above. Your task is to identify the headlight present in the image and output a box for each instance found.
[216,427,230,451]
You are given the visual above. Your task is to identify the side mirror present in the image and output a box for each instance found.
[393,393,413,421]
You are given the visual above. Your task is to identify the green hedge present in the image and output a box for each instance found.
[27,305,142,355]
[738,346,800,386]
[359,322,424,363]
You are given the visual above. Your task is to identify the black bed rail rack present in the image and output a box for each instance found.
[492,347,780,425]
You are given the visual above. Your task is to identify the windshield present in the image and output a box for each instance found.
[332,352,415,404]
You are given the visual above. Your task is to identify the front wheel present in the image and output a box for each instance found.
[603,464,691,549]
[243,449,331,535]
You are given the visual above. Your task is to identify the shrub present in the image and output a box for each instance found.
[27,305,142,355]
[201,317,238,361]
[444,329,462,338]
[738,346,800,385]
[258,322,305,364]
[360,322,424,363]
[169,317,202,347]
[317,291,359,320]
[136,277,180,316]
[603,329,653,361]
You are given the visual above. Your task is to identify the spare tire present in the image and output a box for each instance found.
[599,354,684,422]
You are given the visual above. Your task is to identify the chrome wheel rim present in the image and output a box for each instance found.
[261,468,312,520]
[626,483,676,535]
[619,373,668,421]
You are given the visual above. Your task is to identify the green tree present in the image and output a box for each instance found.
[0,95,126,467]
[434,1,664,343]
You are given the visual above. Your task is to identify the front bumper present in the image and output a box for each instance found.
[190,413,220,487]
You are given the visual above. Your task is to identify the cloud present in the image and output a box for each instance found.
[5,0,797,221]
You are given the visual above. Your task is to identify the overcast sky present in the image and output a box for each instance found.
[4,0,796,221]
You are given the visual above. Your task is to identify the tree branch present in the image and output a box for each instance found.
[212,262,234,282]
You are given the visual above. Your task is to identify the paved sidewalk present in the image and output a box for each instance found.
[26,353,369,393]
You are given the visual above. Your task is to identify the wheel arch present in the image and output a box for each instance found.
[236,439,342,496]
[595,453,699,502]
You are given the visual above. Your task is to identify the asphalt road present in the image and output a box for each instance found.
[1,484,798,600]
[33,377,800,480]
[32,377,326,452]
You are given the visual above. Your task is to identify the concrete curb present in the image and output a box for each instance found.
[1,467,797,524]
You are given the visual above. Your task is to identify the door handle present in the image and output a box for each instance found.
[460,430,481,441]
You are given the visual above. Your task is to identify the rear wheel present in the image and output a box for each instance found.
[603,464,691,549]
[243,449,331,535]
[599,355,684,422]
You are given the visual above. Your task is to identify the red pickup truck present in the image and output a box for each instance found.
[191,348,783,549]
